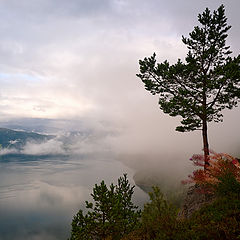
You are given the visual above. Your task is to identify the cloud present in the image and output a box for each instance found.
[0,0,238,123]
[21,139,65,155]
[0,147,18,155]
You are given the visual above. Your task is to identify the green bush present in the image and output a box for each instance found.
[214,171,240,198]
[182,196,240,240]
[140,186,178,240]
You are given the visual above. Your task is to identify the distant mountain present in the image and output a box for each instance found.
[0,128,54,149]
[0,128,58,162]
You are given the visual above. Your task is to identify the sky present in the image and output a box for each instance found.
[0,0,239,171]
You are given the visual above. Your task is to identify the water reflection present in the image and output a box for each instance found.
[0,157,147,240]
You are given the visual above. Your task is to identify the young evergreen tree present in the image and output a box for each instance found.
[69,174,141,240]
[137,5,240,169]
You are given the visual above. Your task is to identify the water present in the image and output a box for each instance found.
[0,156,147,240]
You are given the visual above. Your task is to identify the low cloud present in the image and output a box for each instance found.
[21,139,65,155]
[0,147,18,155]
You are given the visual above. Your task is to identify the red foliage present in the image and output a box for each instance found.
[182,151,240,194]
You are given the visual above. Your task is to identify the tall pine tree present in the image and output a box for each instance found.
[137,5,240,168]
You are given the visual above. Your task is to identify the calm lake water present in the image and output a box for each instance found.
[0,156,147,240]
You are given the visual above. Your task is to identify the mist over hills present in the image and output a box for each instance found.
[0,127,91,162]
[0,128,57,161]
[0,128,54,148]
[0,118,114,163]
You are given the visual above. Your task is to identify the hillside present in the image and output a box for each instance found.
[0,128,54,149]
[0,128,57,161]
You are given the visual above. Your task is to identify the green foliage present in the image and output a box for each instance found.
[140,187,178,240]
[214,171,240,198]
[137,5,240,133]
[69,174,141,240]
[125,185,240,240]
[182,196,240,240]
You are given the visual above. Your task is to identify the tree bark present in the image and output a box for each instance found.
[202,118,210,170]
[202,70,209,170]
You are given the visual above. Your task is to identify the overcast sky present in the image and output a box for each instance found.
[0,0,239,163]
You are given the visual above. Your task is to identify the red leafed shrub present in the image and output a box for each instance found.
[182,151,240,195]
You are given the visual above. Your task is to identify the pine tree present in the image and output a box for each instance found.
[69,174,141,240]
[137,5,240,168]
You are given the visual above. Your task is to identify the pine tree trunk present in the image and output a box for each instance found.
[202,73,209,170]
[202,118,210,170]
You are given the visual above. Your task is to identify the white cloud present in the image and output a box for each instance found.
[21,139,65,155]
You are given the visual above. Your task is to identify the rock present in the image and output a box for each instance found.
[178,184,215,219]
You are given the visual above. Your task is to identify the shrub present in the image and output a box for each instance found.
[179,151,240,239]
[183,151,240,196]
[183,196,240,239]
[123,185,240,240]
[139,186,178,240]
